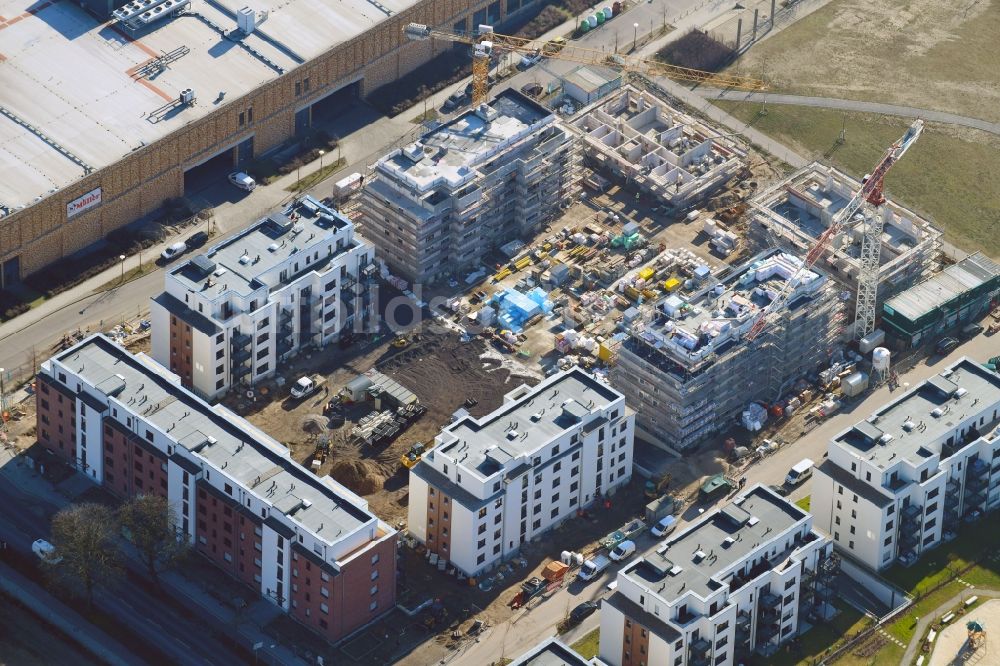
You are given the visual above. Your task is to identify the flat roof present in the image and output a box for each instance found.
[54,334,375,543]
[509,638,593,666]
[624,249,826,368]
[376,89,554,193]
[623,485,807,601]
[834,358,1000,468]
[169,195,354,296]
[439,367,620,477]
[0,0,415,210]
[562,65,621,93]
[885,252,1000,322]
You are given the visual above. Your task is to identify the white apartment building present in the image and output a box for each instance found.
[407,367,634,577]
[599,485,836,666]
[510,637,604,666]
[151,195,375,401]
[813,358,1000,571]
[35,334,397,643]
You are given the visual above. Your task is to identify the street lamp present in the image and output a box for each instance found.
[119,254,126,283]
[0,367,6,415]
[318,149,325,183]
[633,22,639,51]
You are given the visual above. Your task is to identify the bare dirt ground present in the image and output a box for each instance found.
[929,599,1000,666]
[730,0,1000,123]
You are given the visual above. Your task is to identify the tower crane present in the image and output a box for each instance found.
[745,119,923,342]
[403,23,766,107]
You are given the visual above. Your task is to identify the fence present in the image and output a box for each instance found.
[703,0,818,53]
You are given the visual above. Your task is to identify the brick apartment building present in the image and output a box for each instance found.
[36,334,396,643]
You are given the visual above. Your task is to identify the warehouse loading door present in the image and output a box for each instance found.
[295,80,361,136]
[183,148,236,196]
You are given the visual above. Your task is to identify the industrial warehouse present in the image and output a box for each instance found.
[0,0,546,285]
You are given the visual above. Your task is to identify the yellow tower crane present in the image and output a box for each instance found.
[403,23,766,107]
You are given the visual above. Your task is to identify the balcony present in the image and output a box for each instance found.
[232,348,251,364]
[760,592,782,609]
[757,622,779,642]
[231,332,251,349]
[233,363,250,378]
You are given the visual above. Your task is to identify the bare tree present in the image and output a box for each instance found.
[120,494,189,581]
[50,503,122,607]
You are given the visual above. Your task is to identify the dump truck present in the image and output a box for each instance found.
[290,374,326,399]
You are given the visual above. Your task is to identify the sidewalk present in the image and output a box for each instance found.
[0,560,145,666]
[900,588,1000,665]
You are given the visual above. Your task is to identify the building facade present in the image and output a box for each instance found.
[812,358,1000,571]
[882,252,1000,348]
[599,485,836,666]
[611,250,843,453]
[150,196,374,401]
[407,367,634,577]
[360,89,580,284]
[36,334,397,643]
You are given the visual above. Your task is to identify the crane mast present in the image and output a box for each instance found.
[745,119,923,342]
[403,23,765,107]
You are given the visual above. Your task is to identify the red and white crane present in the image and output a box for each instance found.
[745,119,924,342]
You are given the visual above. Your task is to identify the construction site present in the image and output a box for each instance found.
[749,162,943,315]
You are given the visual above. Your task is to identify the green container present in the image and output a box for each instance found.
[579,20,590,32]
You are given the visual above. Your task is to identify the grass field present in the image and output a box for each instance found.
[729,0,1000,124]
[712,101,1000,257]
[570,628,601,659]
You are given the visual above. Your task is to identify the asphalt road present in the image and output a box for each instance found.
[0,456,243,665]
[698,88,1000,136]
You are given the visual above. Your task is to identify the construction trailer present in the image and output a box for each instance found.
[881,252,1000,348]
[611,249,844,453]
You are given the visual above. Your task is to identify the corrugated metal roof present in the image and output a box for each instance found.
[885,252,1000,321]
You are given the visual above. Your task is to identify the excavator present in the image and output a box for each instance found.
[403,23,766,107]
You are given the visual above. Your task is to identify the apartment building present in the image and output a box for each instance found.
[611,249,843,453]
[35,334,397,643]
[151,195,374,401]
[360,89,579,284]
[599,485,837,666]
[812,358,1000,571]
[407,367,634,577]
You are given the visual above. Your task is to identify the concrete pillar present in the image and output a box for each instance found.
[771,0,777,26]
[752,8,759,40]
[735,18,742,49]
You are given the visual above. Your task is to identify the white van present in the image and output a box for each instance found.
[32,539,62,564]
[609,540,636,562]
[785,459,815,487]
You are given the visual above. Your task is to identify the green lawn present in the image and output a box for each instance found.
[570,628,600,660]
[712,101,1000,258]
[795,496,811,512]
[770,602,869,666]
[285,158,347,193]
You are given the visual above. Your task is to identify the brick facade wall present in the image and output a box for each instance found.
[1,0,540,281]
[622,616,652,666]
[425,486,452,559]
[101,418,168,499]
[35,375,76,462]
[168,313,194,388]
[289,533,397,642]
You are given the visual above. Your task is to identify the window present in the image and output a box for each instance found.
[257,317,269,330]
[369,601,378,611]
[479,507,487,518]
[256,363,269,375]
[256,332,269,344]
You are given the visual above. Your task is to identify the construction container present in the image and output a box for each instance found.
[542,561,569,583]
[858,329,886,354]
[841,371,869,398]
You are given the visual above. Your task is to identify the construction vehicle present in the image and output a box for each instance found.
[400,442,428,469]
[644,472,672,500]
[403,23,765,107]
[746,120,924,342]
[290,374,326,399]
[391,335,409,348]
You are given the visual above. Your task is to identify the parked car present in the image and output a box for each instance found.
[961,323,984,339]
[442,91,467,112]
[935,336,959,355]
[570,601,599,623]
[785,458,815,487]
[159,241,187,263]
[609,540,636,562]
[227,171,257,191]
[185,231,208,250]
[898,552,918,567]
[651,515,677,538]
[32,539,62,564]
[520,82,544,98]
[518,49,543,70]
[768,484,790,497]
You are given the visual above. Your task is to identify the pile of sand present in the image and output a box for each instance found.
[330,458,385,495]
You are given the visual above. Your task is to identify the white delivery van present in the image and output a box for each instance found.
[785,458,815,487]
[32,539,62,564]
[578,554,611,581]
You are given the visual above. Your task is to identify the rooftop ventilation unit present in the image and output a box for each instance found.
[402,143,425,163]
[179,88,196,105]
[931,407,943,418]
[747,516,760,527]
[268,243,279,252]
